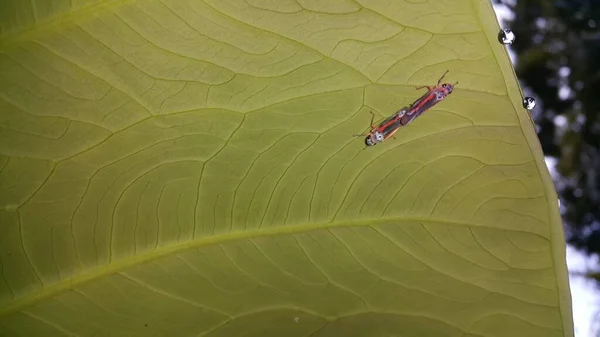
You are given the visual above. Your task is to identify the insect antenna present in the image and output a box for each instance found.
[437,70,449,85]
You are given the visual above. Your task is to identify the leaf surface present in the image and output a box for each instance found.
[0,0,573,336]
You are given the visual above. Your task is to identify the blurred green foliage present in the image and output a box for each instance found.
[495,0,600,254]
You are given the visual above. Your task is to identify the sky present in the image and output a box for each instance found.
[546,157,600,337]
[567,245,600,337]
[491,3,600,336]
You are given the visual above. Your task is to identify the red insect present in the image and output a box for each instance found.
[355,70,458,147]
[353,108,409,147]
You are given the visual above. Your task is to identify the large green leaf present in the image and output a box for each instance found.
[0,0,573,336]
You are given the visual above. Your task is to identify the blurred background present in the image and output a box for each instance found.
[491,0,600,335]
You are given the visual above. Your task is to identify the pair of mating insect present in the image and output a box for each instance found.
[354,70,458,147]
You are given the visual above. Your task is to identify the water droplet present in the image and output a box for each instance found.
[498,28,515,44]
[523,97,536,110]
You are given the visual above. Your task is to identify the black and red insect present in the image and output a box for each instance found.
[355,70,458,147]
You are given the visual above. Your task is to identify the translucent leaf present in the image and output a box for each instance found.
[0,0,573,336]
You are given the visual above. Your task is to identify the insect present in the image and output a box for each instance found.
[353,108,409,147]
[355,70,458,147]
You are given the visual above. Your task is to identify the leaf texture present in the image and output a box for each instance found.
[0,0,573,336]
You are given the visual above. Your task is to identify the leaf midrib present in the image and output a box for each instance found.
[0,216,548,317]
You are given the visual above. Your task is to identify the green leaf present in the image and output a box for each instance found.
[0,0,573,336]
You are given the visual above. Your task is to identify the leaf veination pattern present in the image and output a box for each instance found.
[0,0,570,336]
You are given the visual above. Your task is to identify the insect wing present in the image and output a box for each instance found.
[376,112,401,132]
[383,126,401,140]
[406,90,443,120]
[379,114,405,139]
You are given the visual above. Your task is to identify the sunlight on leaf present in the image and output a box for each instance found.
[0,0,573,336]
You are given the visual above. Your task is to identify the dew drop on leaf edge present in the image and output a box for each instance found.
[498,28,516,44]
[523,97,536,110]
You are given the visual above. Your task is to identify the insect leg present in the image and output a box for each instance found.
[353,111,378,137]
[369,110,377,128]
[437,70,449,85]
